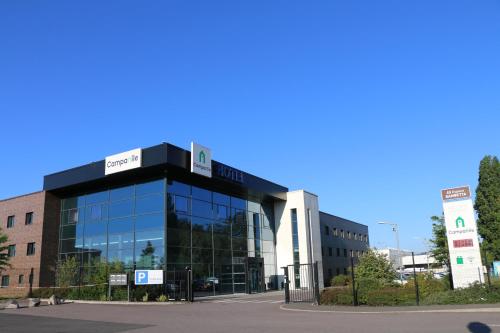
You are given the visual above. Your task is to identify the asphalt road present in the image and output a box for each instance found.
[1,292,500,333]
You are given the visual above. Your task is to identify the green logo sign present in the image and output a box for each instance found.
[457,256,464,265]
[455,216,465,228]
[198,150,206,164]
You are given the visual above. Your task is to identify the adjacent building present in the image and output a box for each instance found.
[320,212,370,285]
[0,142,369,297]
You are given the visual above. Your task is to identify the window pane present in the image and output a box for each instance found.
[85,204,108,222]
[110,186,134,201]
[192,186,211,201]
[136,229,164,248]
[136,193,164,214]
[167,228,190,247]
[109,199,133,219]
[136,179,164,196]
[108,218,133,234]
[192,199,212,218]
[86,191,109,205]
[213,192,230,206]
[230,197,246,210]
[61,225,76,239]
[192,217,212,249]
[175,196,189,214]
[135,213,164,231]
[167,246,191,264]
[167,180,190,196]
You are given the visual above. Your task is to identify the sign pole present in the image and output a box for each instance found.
[412,252,420,306]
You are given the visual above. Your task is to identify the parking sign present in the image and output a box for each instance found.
[134,270,163,285]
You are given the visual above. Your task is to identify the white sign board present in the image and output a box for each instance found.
[105,148,142,175]
[442,186,483,288]
[134,270,163,285]
[109,274,127,286]
[191,142,212,178]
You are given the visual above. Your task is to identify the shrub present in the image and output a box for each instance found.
[365,287,415,306]
[320,287,353,305]
[157,294,168,302]
[142,292,149,302]
[330,274,350,287]
[421,284,500,305]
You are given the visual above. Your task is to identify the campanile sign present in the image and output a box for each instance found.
[441,185,483,288]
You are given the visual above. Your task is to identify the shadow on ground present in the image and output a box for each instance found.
[0,313,152,333]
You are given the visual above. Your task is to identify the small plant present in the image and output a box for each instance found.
[156,294,168,302]
[142,292,149,302]
[330,274,350,286]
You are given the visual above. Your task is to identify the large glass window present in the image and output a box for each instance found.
[59,178,278,295]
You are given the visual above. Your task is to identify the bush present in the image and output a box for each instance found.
[421,284,500,305]
[330,274,350,286]
[320,287,353,305]
[365,287,415,306]
[156,294,168,302]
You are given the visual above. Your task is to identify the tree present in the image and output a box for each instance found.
[56,256,79,287]
[0,228,10,273]
[429,215,449,268]
[475,155,500,260]
[355,250,397,285]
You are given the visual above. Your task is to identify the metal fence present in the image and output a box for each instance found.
[283,262,320,304]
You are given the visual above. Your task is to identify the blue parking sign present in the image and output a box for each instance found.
[135,270,149,285]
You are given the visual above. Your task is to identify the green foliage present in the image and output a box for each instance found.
[429,215,450,267]
[404,273,448,298]
[142,292,149,302]
[157,294,168,302]
[0,228,10,273]
[475,155,500,261]
[320,287,353,305]
[355,250,397,285]
[364,287,416,306]
[56,256,79,287]
[422,284,500,305]
[330,274,350,286]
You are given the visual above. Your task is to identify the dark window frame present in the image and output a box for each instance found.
[25,212,33,225]
[7,215,14,228]
[27,242,36,256]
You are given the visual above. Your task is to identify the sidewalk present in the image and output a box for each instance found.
[281,302,500,314]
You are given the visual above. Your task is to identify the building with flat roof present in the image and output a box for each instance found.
[320,212,370,284]
[0,142,369,297]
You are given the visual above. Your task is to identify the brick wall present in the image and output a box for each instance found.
[0,191,51,297]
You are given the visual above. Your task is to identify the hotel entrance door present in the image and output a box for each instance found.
[246,257,264,293]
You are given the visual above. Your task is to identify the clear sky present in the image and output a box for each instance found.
[1,1,499,252]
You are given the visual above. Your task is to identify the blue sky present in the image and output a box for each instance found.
[1,1,499,252]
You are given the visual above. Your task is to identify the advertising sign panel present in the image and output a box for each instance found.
[493,261,500,277]
[191,142,212,178]
[134,270,163,285]
[442,186,484,288]
[105,148,142,175]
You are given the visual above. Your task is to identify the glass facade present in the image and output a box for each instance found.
[58,178,277,295]
[59,179,165,283]
[167,180,277,296]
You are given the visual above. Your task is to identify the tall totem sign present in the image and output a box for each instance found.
[441,186,484,288]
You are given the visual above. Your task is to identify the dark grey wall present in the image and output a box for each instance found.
[319,212,369,285]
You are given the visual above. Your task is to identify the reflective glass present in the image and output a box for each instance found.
[167,246,191,264]
[192,199,212,218]
[135,213,164,231]
[175,196,189,214]
[191,186,211,201]
[110,186,134,201]
[61,225,76,239]
[230,197,246,210]
[86,191,109,205]
[108,218,133,234]
[109,199,134,218]
[135,193,164,214]
[136,179,164,196]
[167,228,190,247]
[167,180,190,196]
[213,192,230,206]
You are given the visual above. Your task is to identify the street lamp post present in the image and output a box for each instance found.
[378,221,403,283]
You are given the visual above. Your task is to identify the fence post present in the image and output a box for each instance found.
[412,252,420,306]
[283,266,290,304]
[350,256,358,306]
[313,262,320,305]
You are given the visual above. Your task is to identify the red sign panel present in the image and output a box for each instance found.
[453,239,473,248]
